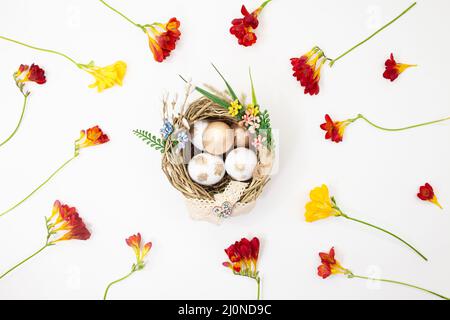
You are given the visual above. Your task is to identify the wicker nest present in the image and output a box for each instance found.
[161,97,271,204]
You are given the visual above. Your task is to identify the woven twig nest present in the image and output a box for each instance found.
[162,97,272,206]
[135,68,274,223]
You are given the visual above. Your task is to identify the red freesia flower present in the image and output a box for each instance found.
[417,183,443,209]
[126,233,152,263]
[222,237,262,299]
[47,200,91,242]
[76,126,110,149]
[223,237,260,275]
[320,114,352,143]
[27,64,47,84]
[291,47,327,95]
[317,247,348,279]
[230,1,271,47]
[15,63,46,85]
[383,53,416,82]
[146,17,181,62]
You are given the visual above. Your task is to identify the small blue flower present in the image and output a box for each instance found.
[176,130,189,150]
[160,120,174,140]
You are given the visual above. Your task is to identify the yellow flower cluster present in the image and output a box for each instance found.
[246,104,260,117]
[228,99,243,117]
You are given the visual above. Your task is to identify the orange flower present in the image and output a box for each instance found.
[417,183,443,209]
[126,233,152,267]
[47,200,91,243]
[383,53,416,82]
[145,18,181,62]
[75,126,110,150]
[320,114,354,143]
[317,247,349,279]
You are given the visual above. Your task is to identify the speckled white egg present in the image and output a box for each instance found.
[190,120,209,151]
[188,153,226,186]
[225,147,257,182]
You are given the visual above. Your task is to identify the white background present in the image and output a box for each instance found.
[0,0,449,300]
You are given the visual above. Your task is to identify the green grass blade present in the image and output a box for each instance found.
[211,63,239,102]
[249,68,258,106]
[179,74,229,108]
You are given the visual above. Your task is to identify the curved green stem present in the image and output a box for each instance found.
[0,36,81,68]
[0,156,78,218]
[357,114,450,132]
[0,244,49,280]
[98,0,145,32]
[349,274,449,300]
[340,213,427,261]
[0,94,28,148]
[103,269,136,300]
[330,2,417,66]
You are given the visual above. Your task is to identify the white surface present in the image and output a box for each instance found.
[0,0,449,300]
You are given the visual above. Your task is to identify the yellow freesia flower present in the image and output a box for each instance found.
[305,184,341,222]
[246,104,260,117]
[84,61,127,92]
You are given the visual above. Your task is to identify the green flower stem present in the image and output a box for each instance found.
[0,244,49,280]
[329,2,417,66]
[233,272,261,300]
[98,0,146,32]
[349,274,449,300]
[256,277,261,300]
[340,212,427,261]
[0,35,81,68]
[0,156,78,218]
[0,94,28,148]
[356,114,450,132]
[103,268,136,300]
[260,0,273,9]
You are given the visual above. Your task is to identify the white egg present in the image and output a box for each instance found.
[190,120,209,151]
[225,147,257,182]
[188,153,226,186]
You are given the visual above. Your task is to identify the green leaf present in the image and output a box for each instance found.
[258,110,273,150]
[249,68,258,106]
[179,75,229,108]
[211,63,239,102]
[133,129,166,153]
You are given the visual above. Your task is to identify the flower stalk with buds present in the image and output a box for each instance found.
[0,126,109,218]
[0,64,46,148]
[291,2,417,95]
[0,35,126,92]
[305,185,427,261]
[317,247,448,300]
[103,233,152,300]
[320,113,450,143]
[0,201,91,280]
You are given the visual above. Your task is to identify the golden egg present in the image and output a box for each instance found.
[202,122,234,155]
